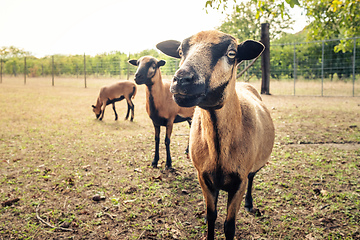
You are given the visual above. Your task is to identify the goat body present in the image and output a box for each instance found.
[128,56,194,169]
[157,30,275,239]
[92,80,136,121]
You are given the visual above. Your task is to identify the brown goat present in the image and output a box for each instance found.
[128,56,195,169]
[92,80,136,121]
[157,30,275,239]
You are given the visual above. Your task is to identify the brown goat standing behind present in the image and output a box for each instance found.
[157,30,275,239]
[128,56,194,169]
[92,80,136,121]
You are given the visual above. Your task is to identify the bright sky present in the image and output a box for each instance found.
[0,0,307,58]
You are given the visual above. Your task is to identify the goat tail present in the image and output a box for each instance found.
[131,86,137,99]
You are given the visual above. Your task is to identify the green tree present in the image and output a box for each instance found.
[205,0,300,17]
[303,0,360,52]
[217,0,294,40]
[0,46,30,58]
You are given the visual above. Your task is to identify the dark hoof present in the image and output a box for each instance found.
[249,208,262,217]
[166,166,176,173]
[245,206,253,212]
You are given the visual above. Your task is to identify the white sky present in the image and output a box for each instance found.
[0,0,307,58]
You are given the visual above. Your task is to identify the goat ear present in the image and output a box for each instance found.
[128,59,138,66]
[157,60,166,67]
[236,40,265,62]
[156,40,181,59]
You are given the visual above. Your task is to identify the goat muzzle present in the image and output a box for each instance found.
[171,72,206,108]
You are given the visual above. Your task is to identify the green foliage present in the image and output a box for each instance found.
[217,0,294,40]
[206,0,360,53]
[271,32,360,80]
[0,46,30,58]
[303,0,360,52]
[205,0,300,18]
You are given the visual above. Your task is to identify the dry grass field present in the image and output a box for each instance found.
[1,77,359,239]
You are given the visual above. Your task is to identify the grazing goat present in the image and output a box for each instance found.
[92,80,136,121]
[128,56,195,169]
[157,30,275,239]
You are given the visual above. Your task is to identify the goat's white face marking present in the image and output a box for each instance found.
[156,30,264,109]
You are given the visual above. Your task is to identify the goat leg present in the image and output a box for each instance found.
[112,103,118,121]
[199,175,219,240]
[164,136,171,169]
[130,101,135,122]
[152,125,160,168]
[125,101,130,120]
[245,171,257,212]
[224,180,247,240]
[165,123,174,169]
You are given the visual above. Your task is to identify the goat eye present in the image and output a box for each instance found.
[178,50,183,57]
[227,50,236,59]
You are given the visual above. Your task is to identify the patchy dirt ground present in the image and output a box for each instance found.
[0,78,359,239]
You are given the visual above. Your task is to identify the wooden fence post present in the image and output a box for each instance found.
[261,22,270,95]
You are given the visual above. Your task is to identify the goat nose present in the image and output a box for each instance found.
[134,72,142,79]
[173,71,194,86]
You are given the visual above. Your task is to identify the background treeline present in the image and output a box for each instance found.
[1,33,359,82]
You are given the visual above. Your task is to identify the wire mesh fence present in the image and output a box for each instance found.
[1,37,359,96]
[267,37,360,96]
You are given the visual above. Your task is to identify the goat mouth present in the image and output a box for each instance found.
[134,78,144,85]
[173,92,205,108]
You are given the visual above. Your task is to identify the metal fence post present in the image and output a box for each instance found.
[353,38,356,97]
[119,60,121,79]
[321,41,324,96]
[84,53,87,88]
[24,57,26,85]
[0,59,2,84]
[293,43,296,96]
[127,53,130,80]
[52,56,55,86]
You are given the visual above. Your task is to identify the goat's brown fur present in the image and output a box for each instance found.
[92,80,136,121]
[157,30,275,239]
[128,56,194,169]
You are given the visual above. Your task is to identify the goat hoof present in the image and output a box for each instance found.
[245,206,253,212]
[248,208,262,217]
[165,166,175,172]
[151,163,158,168]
